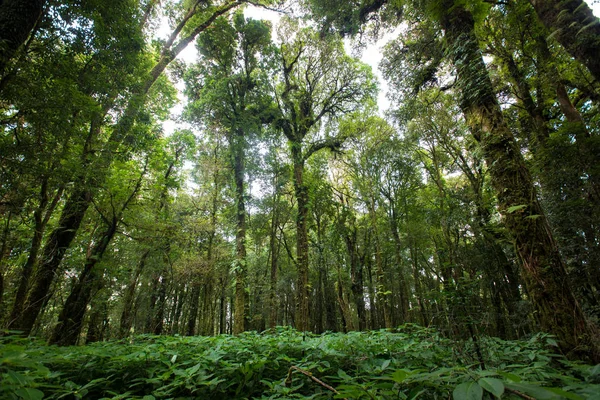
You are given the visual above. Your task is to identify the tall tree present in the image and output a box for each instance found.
[185,12,275,334]
[7,0,249,336]
[307,0,598,359]
[274,20,376,331]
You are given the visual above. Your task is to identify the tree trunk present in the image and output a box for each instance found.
[291,144,310,332]
[49,219,117,345]
[0,0,45,73]
[153,268,168,335]
[440,1,598,360]
[343,225,366,331]
[185,281,199,335]
[8,186,91,334]
[0,211,13,322]
[86,293,110,343]
[323,264,338,331]
[231,130,247,334]
[268,164,282,329]
[119,250,149,337]
[529,0,600,82]
[365,251,377,329]
[388,209,409,322]
[268,196,280,328]
[9,182,63,328]
[368,197,392,328]
[409,239,428,326]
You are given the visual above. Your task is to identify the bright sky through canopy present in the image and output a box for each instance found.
[160,1,600,134]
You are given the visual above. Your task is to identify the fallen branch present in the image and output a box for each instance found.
[285,365,346,399]
[505,387,536,400]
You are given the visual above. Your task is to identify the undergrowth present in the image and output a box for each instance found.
[1,325,599,399]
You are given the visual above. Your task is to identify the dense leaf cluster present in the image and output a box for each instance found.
[1,327,599,399]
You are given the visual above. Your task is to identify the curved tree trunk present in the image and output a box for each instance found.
[8,186,91,334]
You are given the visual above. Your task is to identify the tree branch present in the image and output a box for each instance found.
[303,135,345,161]
[285,366,346,399]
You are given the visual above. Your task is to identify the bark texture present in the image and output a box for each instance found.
[441,1,598,360]
[291,144,310,332]
[530,0,600,82]
[232,131,247,335]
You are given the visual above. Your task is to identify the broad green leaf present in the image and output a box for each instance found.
[545,387,585,400]
[506,382,562,399]
[14,388,44,400]
[381,359,391,371]
[453,381,483,400]
[337,369,351,381]
[7,371,31,386]
[391,369,409,383]
[478,378,504,398]
[496,371,522,382]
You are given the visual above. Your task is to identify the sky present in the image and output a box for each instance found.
[160,1,600,135]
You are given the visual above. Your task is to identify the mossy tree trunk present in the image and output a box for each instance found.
[440,1,598,360]
[529,0,600,82]
[231,129,248,335]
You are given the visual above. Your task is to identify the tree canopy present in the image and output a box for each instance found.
[1,0,600,398]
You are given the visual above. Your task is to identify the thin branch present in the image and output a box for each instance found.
[505,387,536,400]
[278,224,296,266]
[285,366,346,399]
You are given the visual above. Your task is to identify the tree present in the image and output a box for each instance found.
[0,0,45,74]
[306,0,598,360]
[273,19,376,331]
[185,12,275,334]
[6,0,250,336]
[529,0,600,82]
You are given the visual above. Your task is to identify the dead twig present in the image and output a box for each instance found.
[285,366,346,399]
[505,387,536,400]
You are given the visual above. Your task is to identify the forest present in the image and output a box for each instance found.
[1,0,600,398]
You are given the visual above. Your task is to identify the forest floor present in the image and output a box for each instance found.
[1,325,599,399]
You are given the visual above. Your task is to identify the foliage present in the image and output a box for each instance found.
[1,327,599,399]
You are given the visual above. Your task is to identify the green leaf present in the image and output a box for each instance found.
[14,388,44,400]
[381,359,391,371]
[7,371,31,386]
[507,204,527,213]
[337,369,351,381]
[391,369,409,383]
[453,381,483,400]
[505,382,562,399]
[545,387,585,400]
[478,378,504,398]
[142,396,156,400]
[496,371,522,382]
